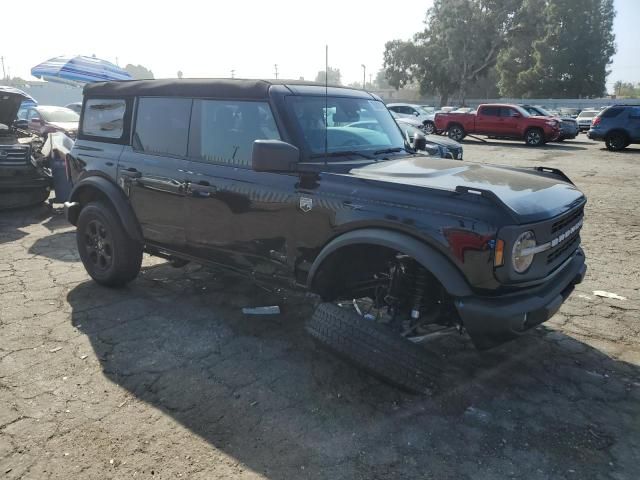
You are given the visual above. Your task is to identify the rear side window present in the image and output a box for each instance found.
[82,99,126,138]
[480,106,499,116]
[133,97,192,157]
[188,99,280,167]
[601,107,624,119]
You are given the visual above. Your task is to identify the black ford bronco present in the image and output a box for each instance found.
[65,79,586,392]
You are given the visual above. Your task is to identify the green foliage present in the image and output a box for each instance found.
[613,81,640,98]
[124,64,154,80]
[503,0,616,97]
[384,0,617,102]
[314,67,342,85]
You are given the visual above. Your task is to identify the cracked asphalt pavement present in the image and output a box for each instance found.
[1,139,639,479]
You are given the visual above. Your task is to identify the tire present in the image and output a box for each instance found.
[76,201,143,287]
[447,124,465,142]
[605,131,629,151]
[525,128,545,146]
[423,121,436,135]
[306,302,436,394]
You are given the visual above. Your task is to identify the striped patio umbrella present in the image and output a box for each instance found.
[31,55,132,84]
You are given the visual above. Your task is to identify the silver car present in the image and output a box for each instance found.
[386,103,437,134]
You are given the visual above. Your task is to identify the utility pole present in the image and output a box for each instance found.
[274,64,279,79]
[1,56,6,80]
[361,64,366,90]
[231,69,235,79]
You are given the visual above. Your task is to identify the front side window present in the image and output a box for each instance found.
[286,96,405,157]
[188,100,280,167]
[134,97,191,156]
[82,99,126,138]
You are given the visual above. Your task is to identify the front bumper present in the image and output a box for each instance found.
[455,248,586,349]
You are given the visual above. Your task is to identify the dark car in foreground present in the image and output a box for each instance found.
[520,105,579,141]
[588,105,640,151]
[0,86,51,209]
[64,79,586,392]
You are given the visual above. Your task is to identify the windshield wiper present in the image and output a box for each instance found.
[309,151,375,160]
[373,147,410,155]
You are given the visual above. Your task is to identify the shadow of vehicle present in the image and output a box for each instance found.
[66,264,640,479]
[461,138,588,151]
[0,203,56,245]
[28,229,78,262]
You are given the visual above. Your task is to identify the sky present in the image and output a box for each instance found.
[2,0,638,92]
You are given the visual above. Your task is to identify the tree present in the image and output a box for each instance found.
[124,64,154,80]
[383,0,520,105]
[314,67,342,85]
[512,0,616,97]
[496,0,547,97]
[613,81,640,98]
[374,68,391,89]
[177,70,183,79]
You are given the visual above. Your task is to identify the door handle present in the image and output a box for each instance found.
[121,167,141,178]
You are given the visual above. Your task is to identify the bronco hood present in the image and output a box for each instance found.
[350,157,585,223]
[0,86,34,127]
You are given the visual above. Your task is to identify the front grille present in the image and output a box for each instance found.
[547,233,580,264]
[551,206,583,234]
[0,146,30,166]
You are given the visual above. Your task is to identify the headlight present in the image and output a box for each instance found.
[512,231,536,273]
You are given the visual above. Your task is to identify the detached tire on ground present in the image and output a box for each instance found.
[306,302,436,394]
[77,201,143,287]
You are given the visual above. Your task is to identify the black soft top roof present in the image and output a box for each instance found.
[83,78,374,100]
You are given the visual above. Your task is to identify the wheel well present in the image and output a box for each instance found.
[310,243,446,302]
[68,185,110,224]
[448,122,463,130]
[606,129,629,139]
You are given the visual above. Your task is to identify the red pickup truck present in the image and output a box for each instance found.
[434,104,561,146]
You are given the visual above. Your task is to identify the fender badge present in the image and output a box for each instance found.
[299,197,313,212]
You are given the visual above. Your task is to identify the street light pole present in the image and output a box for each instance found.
[274,64,279,79]
[361,64,366,90]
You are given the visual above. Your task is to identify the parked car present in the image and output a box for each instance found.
[0,86,51,209]
[576,109,600,132]
[64,79,586,392]
[23,105,79,139]
[65,102,83,114]
[387,103,437,134]
[588,105,640,151]
[520,105,579,141]
[434,104,561,146]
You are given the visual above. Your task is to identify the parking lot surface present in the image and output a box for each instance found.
[1,138,639,479]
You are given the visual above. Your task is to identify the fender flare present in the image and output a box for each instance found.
[67,176,143,243]
[307,228,472,298]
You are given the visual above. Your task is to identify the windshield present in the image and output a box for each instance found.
[286,96,405,157]
[39,107,79,123]
[525,106,552,116]
[578,110,598,118]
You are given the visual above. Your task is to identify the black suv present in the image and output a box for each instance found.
[65,79,587,392]
[587,104,640,151]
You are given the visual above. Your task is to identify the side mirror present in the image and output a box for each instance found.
[13,119,28,129]
[413,132,427,151]
[31,117,42,125]
[252,139,300,172]
[413,111,420,117]
[512,112,522,118]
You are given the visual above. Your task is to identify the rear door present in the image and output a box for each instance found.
[475,106,499,134]
[118,97,191,251]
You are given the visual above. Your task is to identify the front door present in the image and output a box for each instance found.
[118,97,192,251]
[182,98,297,279]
